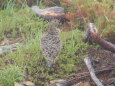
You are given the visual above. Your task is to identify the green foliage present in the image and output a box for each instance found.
[61,30,88,55]
[0,6,88,85]
[0,66,24,86]
[0,29,88,85]
[0,6,48,39]
[26,29,89,85]
[0,0,114,86]
[60,0,115,41]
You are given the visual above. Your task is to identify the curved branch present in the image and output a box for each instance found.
[84,23,115,53]
[84,57,104,86]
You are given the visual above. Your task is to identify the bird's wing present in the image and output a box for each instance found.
[40,35,61,58]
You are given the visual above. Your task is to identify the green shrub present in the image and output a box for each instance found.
[0,66,24,86]
[1,0,114,85]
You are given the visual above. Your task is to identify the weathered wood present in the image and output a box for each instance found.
[0,43,19,56]
[84,57,104,86]
[31,6,69,23]
[84,23,115,53]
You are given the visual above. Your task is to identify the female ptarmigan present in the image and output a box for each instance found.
[40,19,61,67]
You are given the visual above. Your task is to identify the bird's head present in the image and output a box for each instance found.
[47,19,62,35]
[50,19,60,28]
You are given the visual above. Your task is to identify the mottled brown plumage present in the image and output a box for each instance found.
[40,19,61,67]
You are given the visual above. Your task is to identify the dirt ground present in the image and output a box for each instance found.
[63,48,115,86]
[49,48,115,86]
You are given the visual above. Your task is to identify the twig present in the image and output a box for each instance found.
[48,66,114,86]
[84,57,104,86]
[66,66,114,78]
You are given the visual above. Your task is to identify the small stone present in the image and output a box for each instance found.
[72,82,90,86]
[14,82,24,86]
[23,81,35,86]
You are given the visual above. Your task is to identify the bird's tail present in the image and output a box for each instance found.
[46,59,54,67]
[46,58,57,67]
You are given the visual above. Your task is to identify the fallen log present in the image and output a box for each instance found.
[31,6,69,23]
[84,57,104,86]
[83,23,115,53]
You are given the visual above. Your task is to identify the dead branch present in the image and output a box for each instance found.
[84,57,104,86]
[0,43,20,56]
[83,23,115,53]
[66,66,114,79]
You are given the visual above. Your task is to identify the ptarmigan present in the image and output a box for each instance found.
[40,19,61,67]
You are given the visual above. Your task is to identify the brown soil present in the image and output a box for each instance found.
[51,48,115,86]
